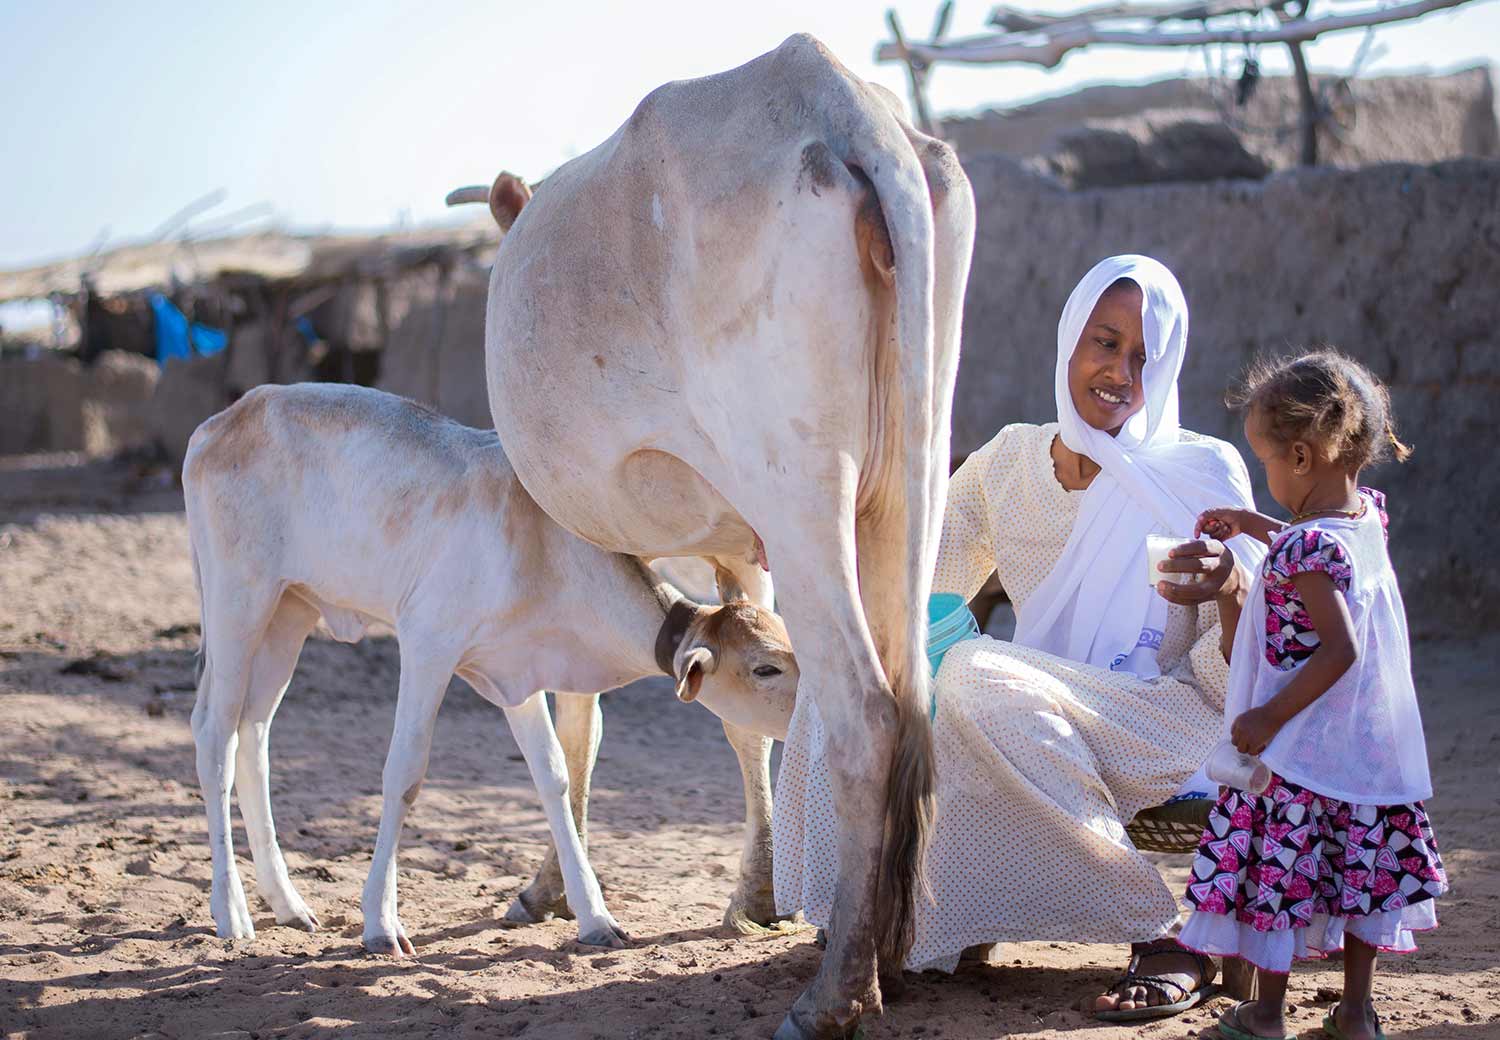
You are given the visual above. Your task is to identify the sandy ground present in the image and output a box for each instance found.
[1,453,1497,1040]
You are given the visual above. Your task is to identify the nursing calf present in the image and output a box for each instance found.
[183,383,797,953]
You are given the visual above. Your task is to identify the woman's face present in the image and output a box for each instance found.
[1067,281,1147,435]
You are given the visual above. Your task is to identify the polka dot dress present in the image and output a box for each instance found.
[773,422,1235,971]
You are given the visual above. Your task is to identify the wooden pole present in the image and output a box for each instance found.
[886,9,939,136]
[1287,37,1319,164]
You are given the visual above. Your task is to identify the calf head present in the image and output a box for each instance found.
[673,601,797,711]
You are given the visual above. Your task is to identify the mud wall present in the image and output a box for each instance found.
[942,66,1498,184]
[0,351,158,457]
[954,157,1500,635]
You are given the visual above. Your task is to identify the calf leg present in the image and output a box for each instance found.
[233,594,320,931]
[709,557,797,933]
[191,589,279,940]
[360,643,457,955]
[505,691,601,924]
[502,691,626,948]
[721,719,801,933]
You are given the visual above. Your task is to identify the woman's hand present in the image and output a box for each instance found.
[1154,538,1239,606]
[1230,706,1282,756]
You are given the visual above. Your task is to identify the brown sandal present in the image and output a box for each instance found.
[1094,940,1219,1022]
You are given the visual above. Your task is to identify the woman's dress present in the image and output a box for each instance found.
[773,422,1243,971]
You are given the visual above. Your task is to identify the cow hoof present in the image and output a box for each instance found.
[773,1010,864,1040]
[879,969,908,1003]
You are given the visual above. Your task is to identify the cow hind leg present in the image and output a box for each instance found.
[854,505,935,998]
[505,691,601,924]
[757,514,899,1039]
[233,593,320,931]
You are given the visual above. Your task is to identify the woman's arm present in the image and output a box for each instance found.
[932,438,1002,602]
[1229,571,1357,755]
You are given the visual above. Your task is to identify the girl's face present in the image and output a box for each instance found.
[1244,405,1314,512]
[1067,282,1148,435]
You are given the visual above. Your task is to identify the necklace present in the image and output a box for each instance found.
[1291,500,1365,524]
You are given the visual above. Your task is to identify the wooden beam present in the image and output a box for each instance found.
[988,0,1274,33]
[878,0,1482,69]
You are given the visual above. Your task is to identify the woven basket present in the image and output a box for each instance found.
[1126,797,1214,854]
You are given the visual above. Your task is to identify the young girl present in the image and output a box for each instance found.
[1177,351,1446,1040]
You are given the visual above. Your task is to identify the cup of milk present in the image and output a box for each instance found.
[1204,739,1272,795]
[1146,534,1197,588]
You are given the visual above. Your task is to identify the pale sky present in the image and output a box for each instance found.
[2,0,1496,270]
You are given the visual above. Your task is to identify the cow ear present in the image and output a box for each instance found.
[713,563,748,604]
[489,172,532,231]
[674,646,715,702]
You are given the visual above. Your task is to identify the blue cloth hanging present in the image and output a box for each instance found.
[150,293,227,365]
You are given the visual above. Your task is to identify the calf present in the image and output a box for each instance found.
[183,383,798,953]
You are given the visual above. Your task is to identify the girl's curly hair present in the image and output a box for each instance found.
[1229,349,1412,470]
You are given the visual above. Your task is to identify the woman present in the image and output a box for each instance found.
[773,255,1266,1019]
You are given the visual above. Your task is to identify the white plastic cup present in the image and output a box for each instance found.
[1204,739,1272,795]
[1146,534,1197,588]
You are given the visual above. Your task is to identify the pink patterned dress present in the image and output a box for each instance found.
[1177,490,1447,972]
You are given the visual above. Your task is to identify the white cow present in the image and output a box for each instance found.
[183,383,798,953]
[460,34,976,1037]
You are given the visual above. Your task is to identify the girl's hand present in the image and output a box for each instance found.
[1195,508,1245,542]
[1230,706,1282,756]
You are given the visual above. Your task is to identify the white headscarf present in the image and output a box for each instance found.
[1011,255,1264,677]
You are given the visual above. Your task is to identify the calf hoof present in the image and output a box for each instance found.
[504,886,572,924]
[275,902,320,933]
[725,903,806,936]
[577,918,631,949]
[214,919,256,941]
[363,929,415,957]
[211,897,256,941]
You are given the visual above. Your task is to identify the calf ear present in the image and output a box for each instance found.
[713,563,748,604]
[674,646,715,702]
[489,172,533,231]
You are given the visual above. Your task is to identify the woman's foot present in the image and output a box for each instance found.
[1326,999,1384,1040]
[1093,940,1215,1015]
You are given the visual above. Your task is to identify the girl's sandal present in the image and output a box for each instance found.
[1093,944,1219,1022]
[1321,1007,1388,1040]
[1215,1001,1295,1040]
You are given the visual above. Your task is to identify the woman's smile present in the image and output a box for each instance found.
[1090,385,1132,408]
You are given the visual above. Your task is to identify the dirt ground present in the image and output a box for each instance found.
[1,454,1496,1040]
